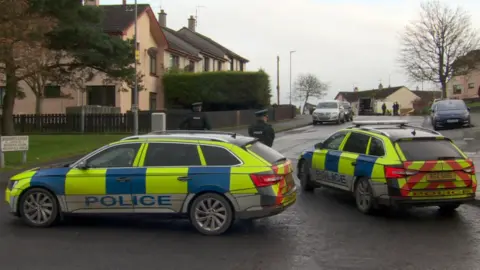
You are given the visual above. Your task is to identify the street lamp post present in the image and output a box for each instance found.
[289,50,296,105]
[132,0,139,135]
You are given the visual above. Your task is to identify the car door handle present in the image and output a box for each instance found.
[351,162,357,166]
[116,177,130,182]
[177,176,191,181]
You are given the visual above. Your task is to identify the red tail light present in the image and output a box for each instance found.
[463,160,476,174]
[250,174,284,187]
[384,166,417,178]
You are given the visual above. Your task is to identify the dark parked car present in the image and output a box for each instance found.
[430,99,471,130]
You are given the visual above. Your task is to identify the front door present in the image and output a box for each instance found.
[136,142,203,213]
[339,132,371,190]
[312,131,349,190]
[64,142,144,213]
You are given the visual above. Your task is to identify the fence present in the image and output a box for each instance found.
[5,105,297,134]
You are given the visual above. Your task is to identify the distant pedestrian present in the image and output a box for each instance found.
[395,102,400,116]
[382,103,386,115]
[248,109,275,147]
[392,102,397,116]
[179,102,212,130]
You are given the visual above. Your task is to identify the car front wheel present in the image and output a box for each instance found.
[299,161,315,192]
[19,188,59,227]
[189,193,234,236]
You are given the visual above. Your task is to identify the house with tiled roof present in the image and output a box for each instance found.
[175,17,249,72]
[335,84,426,114]
[447,49,480,99]
[13,0,168,114]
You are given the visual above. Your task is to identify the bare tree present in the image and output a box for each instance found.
[293,73,329,110]
[399,0,480,97]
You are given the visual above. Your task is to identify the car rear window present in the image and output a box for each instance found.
[248,142,285,164]
[397,140,464,161]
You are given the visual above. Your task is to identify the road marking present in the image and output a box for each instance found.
[464,138,474,141]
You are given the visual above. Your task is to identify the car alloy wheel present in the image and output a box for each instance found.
[19,188,59,227]
[189,193,233,236]
[354,178,374,214]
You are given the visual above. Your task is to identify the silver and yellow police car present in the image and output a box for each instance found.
[297,120,476,214]
[5,131,296,235]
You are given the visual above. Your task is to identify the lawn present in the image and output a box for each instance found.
[2,134,126,171]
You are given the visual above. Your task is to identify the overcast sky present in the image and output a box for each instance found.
[101,0,480,105]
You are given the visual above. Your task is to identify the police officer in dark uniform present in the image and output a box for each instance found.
[248,109,275,147]
[179,102,212,130]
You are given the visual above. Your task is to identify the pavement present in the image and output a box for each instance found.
[2,115,480,269]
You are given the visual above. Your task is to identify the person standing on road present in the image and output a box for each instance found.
[248,109,275,147]
[392,102,397,116]
[179,102,212,130]
[382,103,387,115]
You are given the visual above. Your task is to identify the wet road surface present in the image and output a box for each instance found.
[1,115,480,270]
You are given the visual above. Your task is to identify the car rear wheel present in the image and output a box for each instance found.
[19,188,59,227]
[189,193,234,236]
[354,178,375,214]
[299,161,315,192]
[438,203,461,213]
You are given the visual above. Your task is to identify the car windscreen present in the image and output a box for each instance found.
[316,102,338,109]
[396,139,464,161]
[436,100,467,111]
[247,142,285,164]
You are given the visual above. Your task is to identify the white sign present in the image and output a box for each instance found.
[1,136,29,152]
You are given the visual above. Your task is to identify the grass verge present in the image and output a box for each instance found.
[1,134,126,172]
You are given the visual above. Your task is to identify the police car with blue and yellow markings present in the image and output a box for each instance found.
[297,120,477,214]
[5,131,296,235]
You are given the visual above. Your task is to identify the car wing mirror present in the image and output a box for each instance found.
[314,142,324,149]
[467,107,471,111]
[77,160,89,170]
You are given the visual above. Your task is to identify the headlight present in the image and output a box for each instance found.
[7,180,17,190]
[464,111,470,117]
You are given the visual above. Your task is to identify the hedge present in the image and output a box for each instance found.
[163,71,272,110]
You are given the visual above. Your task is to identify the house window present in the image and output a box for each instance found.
[185,60,195,72]
[217,61,222,71]
[203,57,210,71]
[150,54,157,75]
[468,83,475,89]
[240,61,244,71]
[0,87,4,106]
[87,86,116,107]
[44,85,61,98]
[170,55,179,69]
[149,92,157,111]
[453,85,462,94]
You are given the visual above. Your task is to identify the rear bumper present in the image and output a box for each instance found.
[378,195,475,207]
[236,188,297,220]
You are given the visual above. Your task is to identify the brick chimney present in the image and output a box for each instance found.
[188,15,196,32]
[353,87,359,92]
[158,9,167,27]
[84,0,99,5]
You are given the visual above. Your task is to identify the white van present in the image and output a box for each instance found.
[311,100,345,125]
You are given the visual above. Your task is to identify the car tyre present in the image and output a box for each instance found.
[354,178,376,215]
[189,193,234,236]
[299,161,315,192]
[438,203,461,214]
[19,188,59,228]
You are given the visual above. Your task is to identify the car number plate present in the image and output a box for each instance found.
[426,172,455,181]
[413,189,467,196]
[447,119,459,123]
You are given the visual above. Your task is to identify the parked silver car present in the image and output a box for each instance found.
[312,100,345,125]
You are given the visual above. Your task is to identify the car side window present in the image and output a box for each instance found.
[368,137,385,156]
[200,145,241,166]
[86,143,141,168]
[342,132,370,154]
[144,143,201,166]
[322,132,347,150]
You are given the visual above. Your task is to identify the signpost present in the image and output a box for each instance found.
[0,136,29,168]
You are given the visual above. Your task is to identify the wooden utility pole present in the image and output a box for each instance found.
[276,55,280,104]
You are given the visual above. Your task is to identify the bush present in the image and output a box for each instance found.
[163,71,272,110]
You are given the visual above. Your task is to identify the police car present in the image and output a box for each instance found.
[297,120,476,214]
[5,131,296,236]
